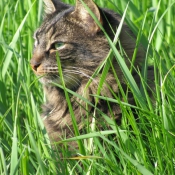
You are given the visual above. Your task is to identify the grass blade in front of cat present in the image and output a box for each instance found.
[83,1,147,109]
[56,52,85,156]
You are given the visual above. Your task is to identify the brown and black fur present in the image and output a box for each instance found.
[30,0,154,147]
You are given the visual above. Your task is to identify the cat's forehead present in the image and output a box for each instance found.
[34,7,74,38]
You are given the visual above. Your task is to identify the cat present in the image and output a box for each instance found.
[30,0,154,150]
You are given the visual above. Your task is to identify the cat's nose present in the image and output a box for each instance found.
[30,49,44,72]
[30,59,41,72]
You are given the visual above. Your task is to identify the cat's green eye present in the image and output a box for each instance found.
[54,42,65,50]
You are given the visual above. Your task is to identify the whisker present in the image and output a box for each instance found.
[49,73,81,89]
[66,66,94,74]
[64,74,81,88]
[42,66,98,86]
[63,69,97,84]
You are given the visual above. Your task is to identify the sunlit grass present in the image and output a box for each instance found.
[0,0,175,174]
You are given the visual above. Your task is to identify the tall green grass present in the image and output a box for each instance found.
[0,0,175,174]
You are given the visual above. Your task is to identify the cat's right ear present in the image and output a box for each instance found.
[43,0,69,14]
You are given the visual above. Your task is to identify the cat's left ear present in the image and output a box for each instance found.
[69,0,103,35]
[43,0,70,14]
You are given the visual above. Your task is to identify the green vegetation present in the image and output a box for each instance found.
[0,0,175,174]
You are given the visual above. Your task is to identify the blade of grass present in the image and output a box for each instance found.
[96,1,128,103]
[56,52,85,155]
[24,119,46,175]
[0,146,8,175]
[9,85,22,175]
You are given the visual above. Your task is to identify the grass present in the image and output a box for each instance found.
[0,0,175,174]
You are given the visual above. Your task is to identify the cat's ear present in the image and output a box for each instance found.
[69,0,102,35]
[43,0,69,14]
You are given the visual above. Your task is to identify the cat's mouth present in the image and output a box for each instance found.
[31,66,59,85]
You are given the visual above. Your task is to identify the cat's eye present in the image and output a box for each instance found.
[54,42,65,50]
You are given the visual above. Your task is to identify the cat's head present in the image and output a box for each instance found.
[30,0,110,89]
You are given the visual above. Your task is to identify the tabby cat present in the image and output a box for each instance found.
[30,0,153,148]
